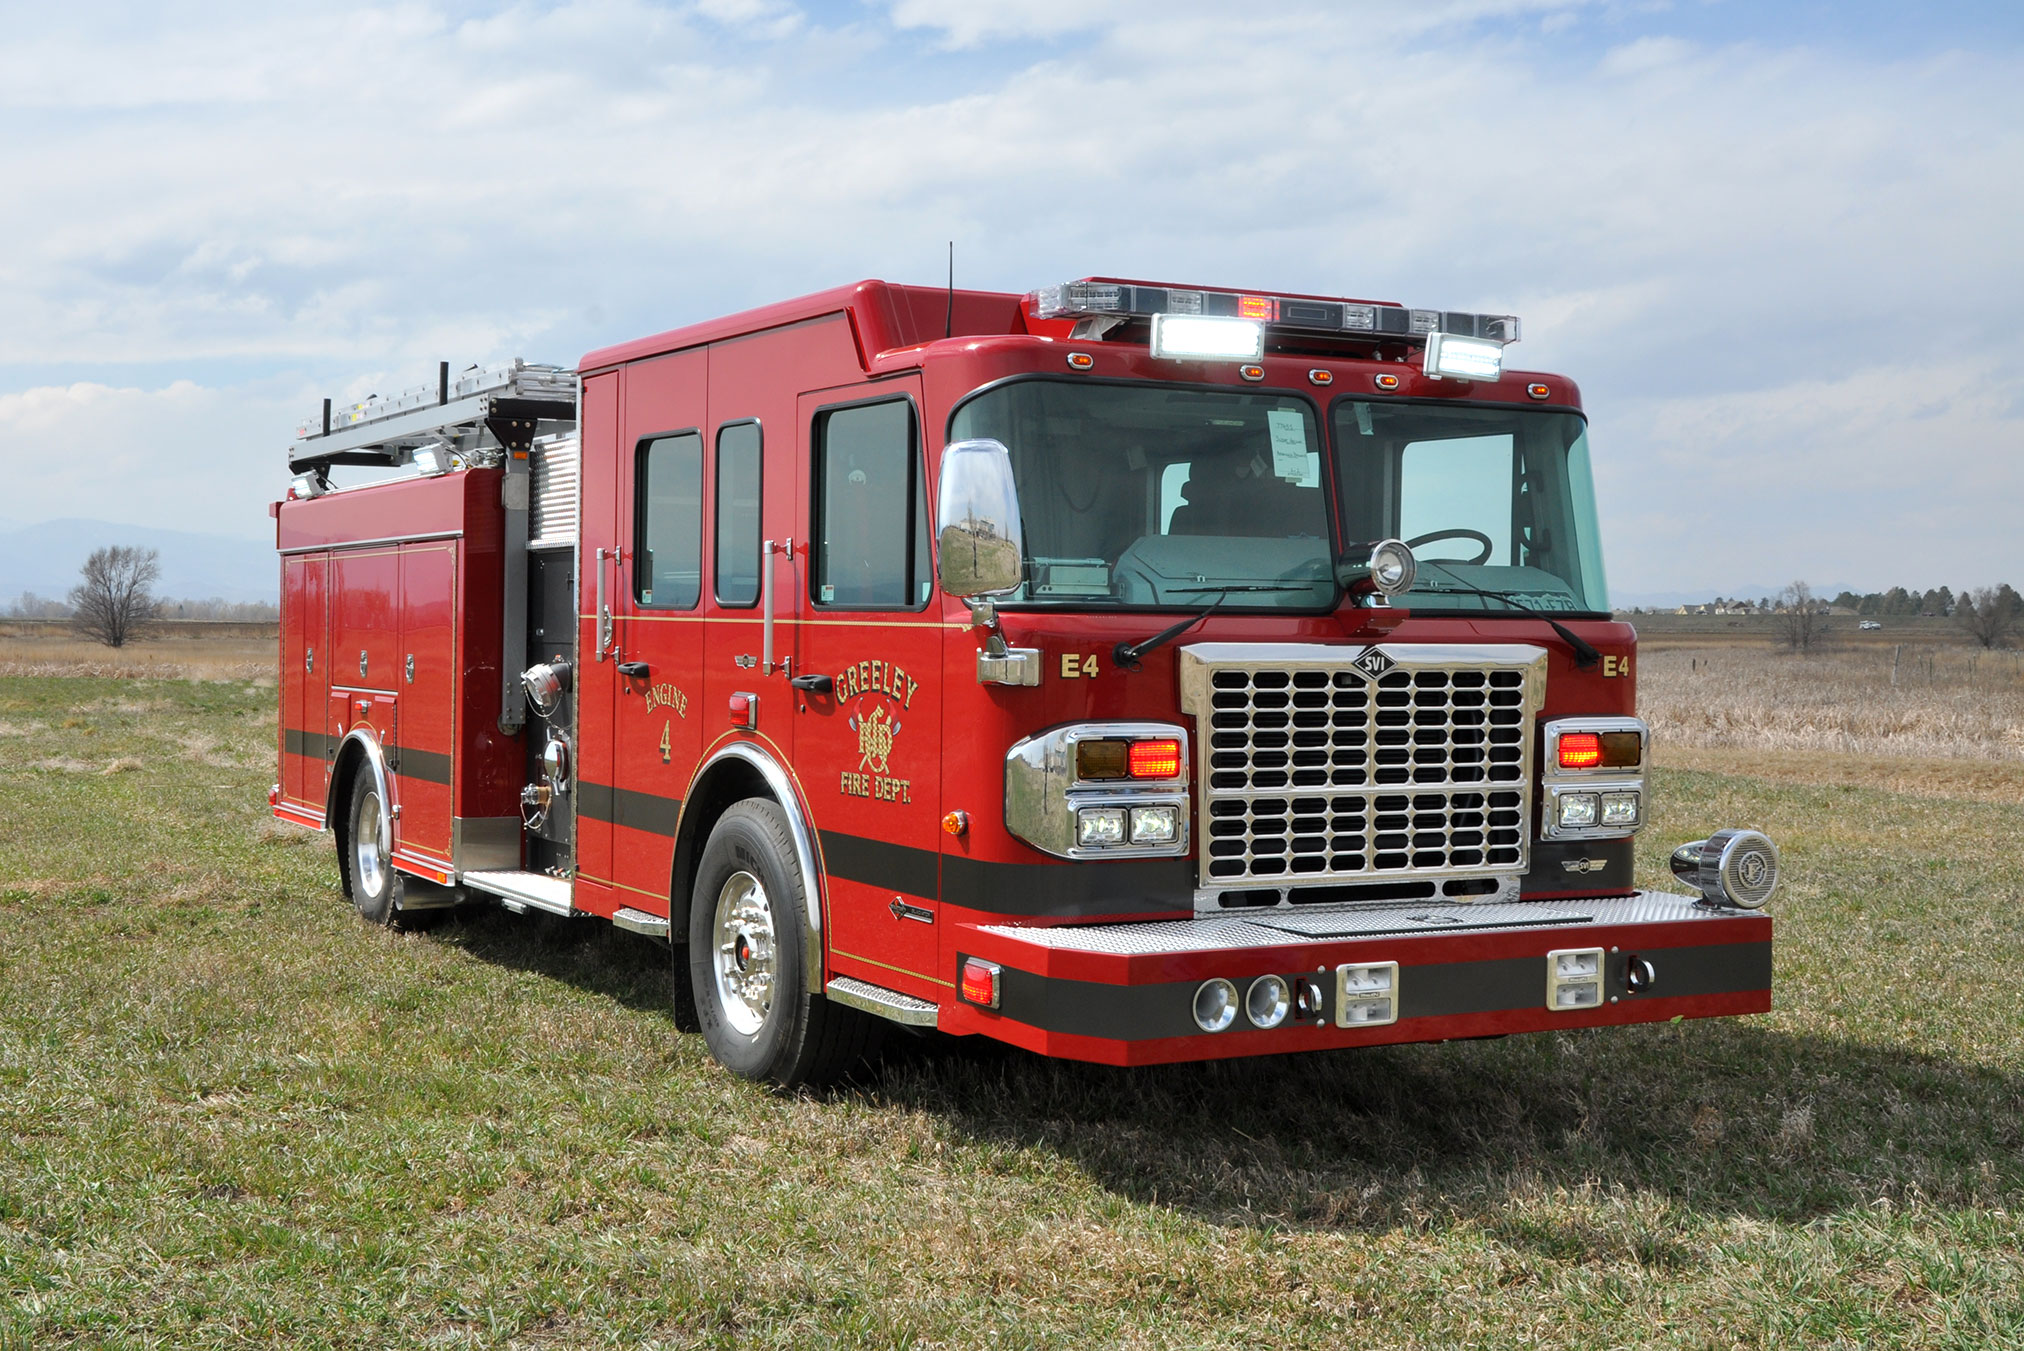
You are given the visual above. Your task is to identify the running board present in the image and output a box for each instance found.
[613,907,670,939]
[462,869,574,917]
[826,976,939,1028]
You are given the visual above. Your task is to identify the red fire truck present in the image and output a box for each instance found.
[271,277,1780,1086]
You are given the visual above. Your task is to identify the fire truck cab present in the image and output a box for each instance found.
[272,277,1778,1085]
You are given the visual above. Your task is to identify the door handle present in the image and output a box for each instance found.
[617,661,650,679]
[594,547,613,661]
[788,673,832,694]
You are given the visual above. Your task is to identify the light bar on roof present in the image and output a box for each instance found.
[1030,280,1520,346]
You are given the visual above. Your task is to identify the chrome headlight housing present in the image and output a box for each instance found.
[1541,716,1649,840]
[1006,722,1190,860]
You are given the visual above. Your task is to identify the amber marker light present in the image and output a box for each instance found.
[1066,351,1095,370]
[941,811,969,837]
[1374,373,1401,391]
[1557,732,1603,769]
[1308,369,1334,386]
[1527,382,1551,400]
[1239,364,1265,382]
[1128,738,1183,779]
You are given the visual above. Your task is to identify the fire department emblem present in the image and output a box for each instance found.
[1353,648,1395,679]
[850,703,900,775]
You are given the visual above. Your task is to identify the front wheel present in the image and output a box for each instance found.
[687,800,878,1087]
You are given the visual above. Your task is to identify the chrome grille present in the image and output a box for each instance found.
[1179,643,1545,893]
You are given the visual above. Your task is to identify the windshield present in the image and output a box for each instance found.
[1333,400,1609,614]
[948,380,1335,609]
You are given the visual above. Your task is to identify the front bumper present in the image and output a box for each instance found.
[943,890,1771,1066]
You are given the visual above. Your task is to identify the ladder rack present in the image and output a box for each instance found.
[289,360,577,474]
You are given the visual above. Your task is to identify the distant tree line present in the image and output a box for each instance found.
[4,591,278,622]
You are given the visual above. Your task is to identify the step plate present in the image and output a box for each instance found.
[463,869,574,917]
[826,976,939,1027]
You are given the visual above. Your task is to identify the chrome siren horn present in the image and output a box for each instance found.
[1670,829,1780,909]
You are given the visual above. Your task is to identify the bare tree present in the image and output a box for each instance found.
[68,546,160,648]
[1956,586,2019,650]
[1772,580,1824,652]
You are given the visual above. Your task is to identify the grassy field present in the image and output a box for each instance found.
[1,654,2021,1348]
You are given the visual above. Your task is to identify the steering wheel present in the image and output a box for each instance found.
[1405,528,1494,566]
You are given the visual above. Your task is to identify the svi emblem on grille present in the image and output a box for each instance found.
[1352,648,1396,679]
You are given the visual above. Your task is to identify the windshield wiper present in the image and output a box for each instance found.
[1112,585,1306,671]
[1408,563,1602,670]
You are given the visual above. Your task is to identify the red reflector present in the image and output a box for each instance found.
[1558,732,1603,769]
[960,959,1000,1008]
[1237,295,1277,321]
[1128,738,1182,779]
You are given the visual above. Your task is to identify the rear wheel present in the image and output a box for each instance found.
[687,800,878,1087]
[342,770,433,929]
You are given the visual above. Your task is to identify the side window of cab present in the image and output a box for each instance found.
[812,399,931,609]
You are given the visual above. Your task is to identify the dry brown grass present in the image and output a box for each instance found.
[0,635,275,682]
[1642,645,2024,802]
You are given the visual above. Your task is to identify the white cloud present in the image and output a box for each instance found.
[0,0,2018,593]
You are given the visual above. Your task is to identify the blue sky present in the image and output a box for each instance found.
[1,0,2020,599]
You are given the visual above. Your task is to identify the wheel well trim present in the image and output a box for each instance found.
[327,727,394,845]
[685,741,824,994]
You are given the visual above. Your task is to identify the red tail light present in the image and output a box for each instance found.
[960,959,1000,1009]
[1558,732,1603,769]
[1128,738,1182,779]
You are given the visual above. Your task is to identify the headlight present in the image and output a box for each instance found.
[1077,807,1127,848]
[1599,791,1640,827]
[1557,792,1599,829]
[1128,804,1179,844]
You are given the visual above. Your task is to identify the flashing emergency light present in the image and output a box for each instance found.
[1558,732,1604,769]
[1423,332,1505,382]
[1127,738,1183,779]
[1030,279,1519,347]
[1149,313,1265,361]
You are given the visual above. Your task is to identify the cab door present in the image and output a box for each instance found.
[791,381,945,1000]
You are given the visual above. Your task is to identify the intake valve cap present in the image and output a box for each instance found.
[1670,828,1780,909]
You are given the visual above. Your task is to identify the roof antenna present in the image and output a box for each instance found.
[945,240,954,339]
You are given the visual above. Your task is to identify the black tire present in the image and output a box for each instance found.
[341,771,431,930]
[687,800,879,1087]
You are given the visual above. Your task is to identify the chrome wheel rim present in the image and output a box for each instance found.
[355,790,389,899]
[712,870,777,1036]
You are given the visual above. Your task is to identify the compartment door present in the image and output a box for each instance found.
[394,540,457,864]
[280,551,327,813]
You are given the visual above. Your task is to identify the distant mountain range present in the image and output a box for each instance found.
[0,519,275,605]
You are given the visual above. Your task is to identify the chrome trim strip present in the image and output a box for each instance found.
[694,741,826,994]
[826,975,939,1027]
[280,530,462,555]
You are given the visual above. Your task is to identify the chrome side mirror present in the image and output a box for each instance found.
[935,438,1025,599]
